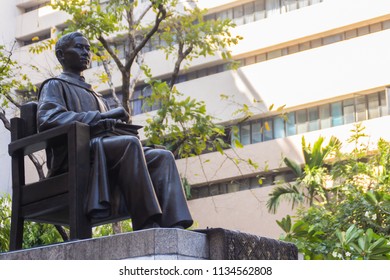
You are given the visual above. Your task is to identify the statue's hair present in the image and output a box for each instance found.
[55,32,85,63]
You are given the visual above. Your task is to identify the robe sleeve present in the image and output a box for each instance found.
[37,79,102,132]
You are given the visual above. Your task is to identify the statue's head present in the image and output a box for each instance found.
[55,32,91,74]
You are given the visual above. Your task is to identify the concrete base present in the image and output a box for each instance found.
[0,228,298,260]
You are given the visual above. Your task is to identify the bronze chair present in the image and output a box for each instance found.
[8,102,128,251]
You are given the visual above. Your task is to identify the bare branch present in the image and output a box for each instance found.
[27,154,46,180]
[125,4,168,70]
[134,2,153,26]
[169,44,193,89]
[98,36,125,73]
[0,40,17,76]
[129,54,145,94]
[55,225,69,241]
[96,51,121,107]
[0,109,11,131]
[4,92,21,108]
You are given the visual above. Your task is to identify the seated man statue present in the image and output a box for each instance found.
[37,31,193,230]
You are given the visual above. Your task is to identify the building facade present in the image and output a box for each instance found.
[1,0,390,238]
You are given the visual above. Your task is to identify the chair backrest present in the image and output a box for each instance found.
[11,101,38,142]
[20,102,38,138]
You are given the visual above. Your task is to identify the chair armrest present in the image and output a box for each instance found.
[8,122,90,156]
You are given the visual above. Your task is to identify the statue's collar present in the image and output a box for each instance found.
[57,72,94,92]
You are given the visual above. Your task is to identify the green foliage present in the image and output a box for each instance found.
[0,194,63,252]
[0,44,36,107]
[267,135,340,212]
[92,220,133,237]
[143,66,228,158]
[273,125,390,259]
[158,6,242,66]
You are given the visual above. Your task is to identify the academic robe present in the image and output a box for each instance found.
[37,72,193,230]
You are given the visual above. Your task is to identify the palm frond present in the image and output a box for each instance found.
[267,183,304,214]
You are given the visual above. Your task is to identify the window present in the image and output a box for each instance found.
[274,117,286,139]
[319,104,331,129]
[286,112,296,136]
[233,6,244,25]
[131,88,143,115]
[308,107,319,131]
[244,2,255,24]
[256,54,267,62]
[358,26,370,36]
[296,110,308,134]
[331,102,343,127]
[240,124,251,145]
[343,99,355,124]
[254,0,266,20]
[288,45,299,54]
[267,49,282,59]
[344,29,358,40]
[380,91,387,116]
[263,119,273,141]
[252,121,263,143]
[284,0,298,12]
[368,94,380,119]
[24,1,50,13]
[22,32,51,46]
[236,91,387,146]
[299,42,311,51]
[311,38,322,48]
[355,96,367,122]
[266,0,281,17]
[298,0,310,8]
[323,34,343,45]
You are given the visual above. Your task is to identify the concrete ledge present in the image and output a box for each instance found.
[0,229,209,260]
[199,228,298,260]
[0,228,298,260]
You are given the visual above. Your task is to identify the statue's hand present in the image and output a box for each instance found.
[101,107,129,123]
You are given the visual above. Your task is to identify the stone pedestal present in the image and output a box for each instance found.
[0,228,298,260]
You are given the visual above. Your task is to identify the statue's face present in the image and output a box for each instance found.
[61,36,91,73]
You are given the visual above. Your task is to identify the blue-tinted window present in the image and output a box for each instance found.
[251,121,262,143]
[274,117,285,139]
[240,124,251,145]
[263,119,273,141]
[286,112,296,136]
[331,102,343,127]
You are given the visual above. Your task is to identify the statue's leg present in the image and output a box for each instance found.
[144,148,193,229]
[102,135,162,230]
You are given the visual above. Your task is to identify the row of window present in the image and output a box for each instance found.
[189,171,295,200]
[237,20,390,67]
[124,18,390,116]
[22,1,50,13]
[22,31,51,46]
[90,0,324,67]
[95,16,390,72]
[237,91,388,145]
[204,0,324,25]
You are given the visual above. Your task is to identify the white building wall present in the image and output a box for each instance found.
[1,0,390,236]
[0,0,20,195]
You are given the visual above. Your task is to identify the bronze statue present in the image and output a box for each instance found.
[37,32,193,230]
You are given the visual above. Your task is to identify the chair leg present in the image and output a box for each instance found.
[69,222,92,240]
[9,215,24,251]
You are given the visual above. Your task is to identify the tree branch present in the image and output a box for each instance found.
[125,4,168,70]
[55,225,69,241]
[0,109,10,131]
[98,36,125,73]
[96,51,121,107]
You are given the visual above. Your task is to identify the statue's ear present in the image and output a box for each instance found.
[55,49,64,63]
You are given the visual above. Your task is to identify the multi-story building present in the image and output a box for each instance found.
[1,0,390,238]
